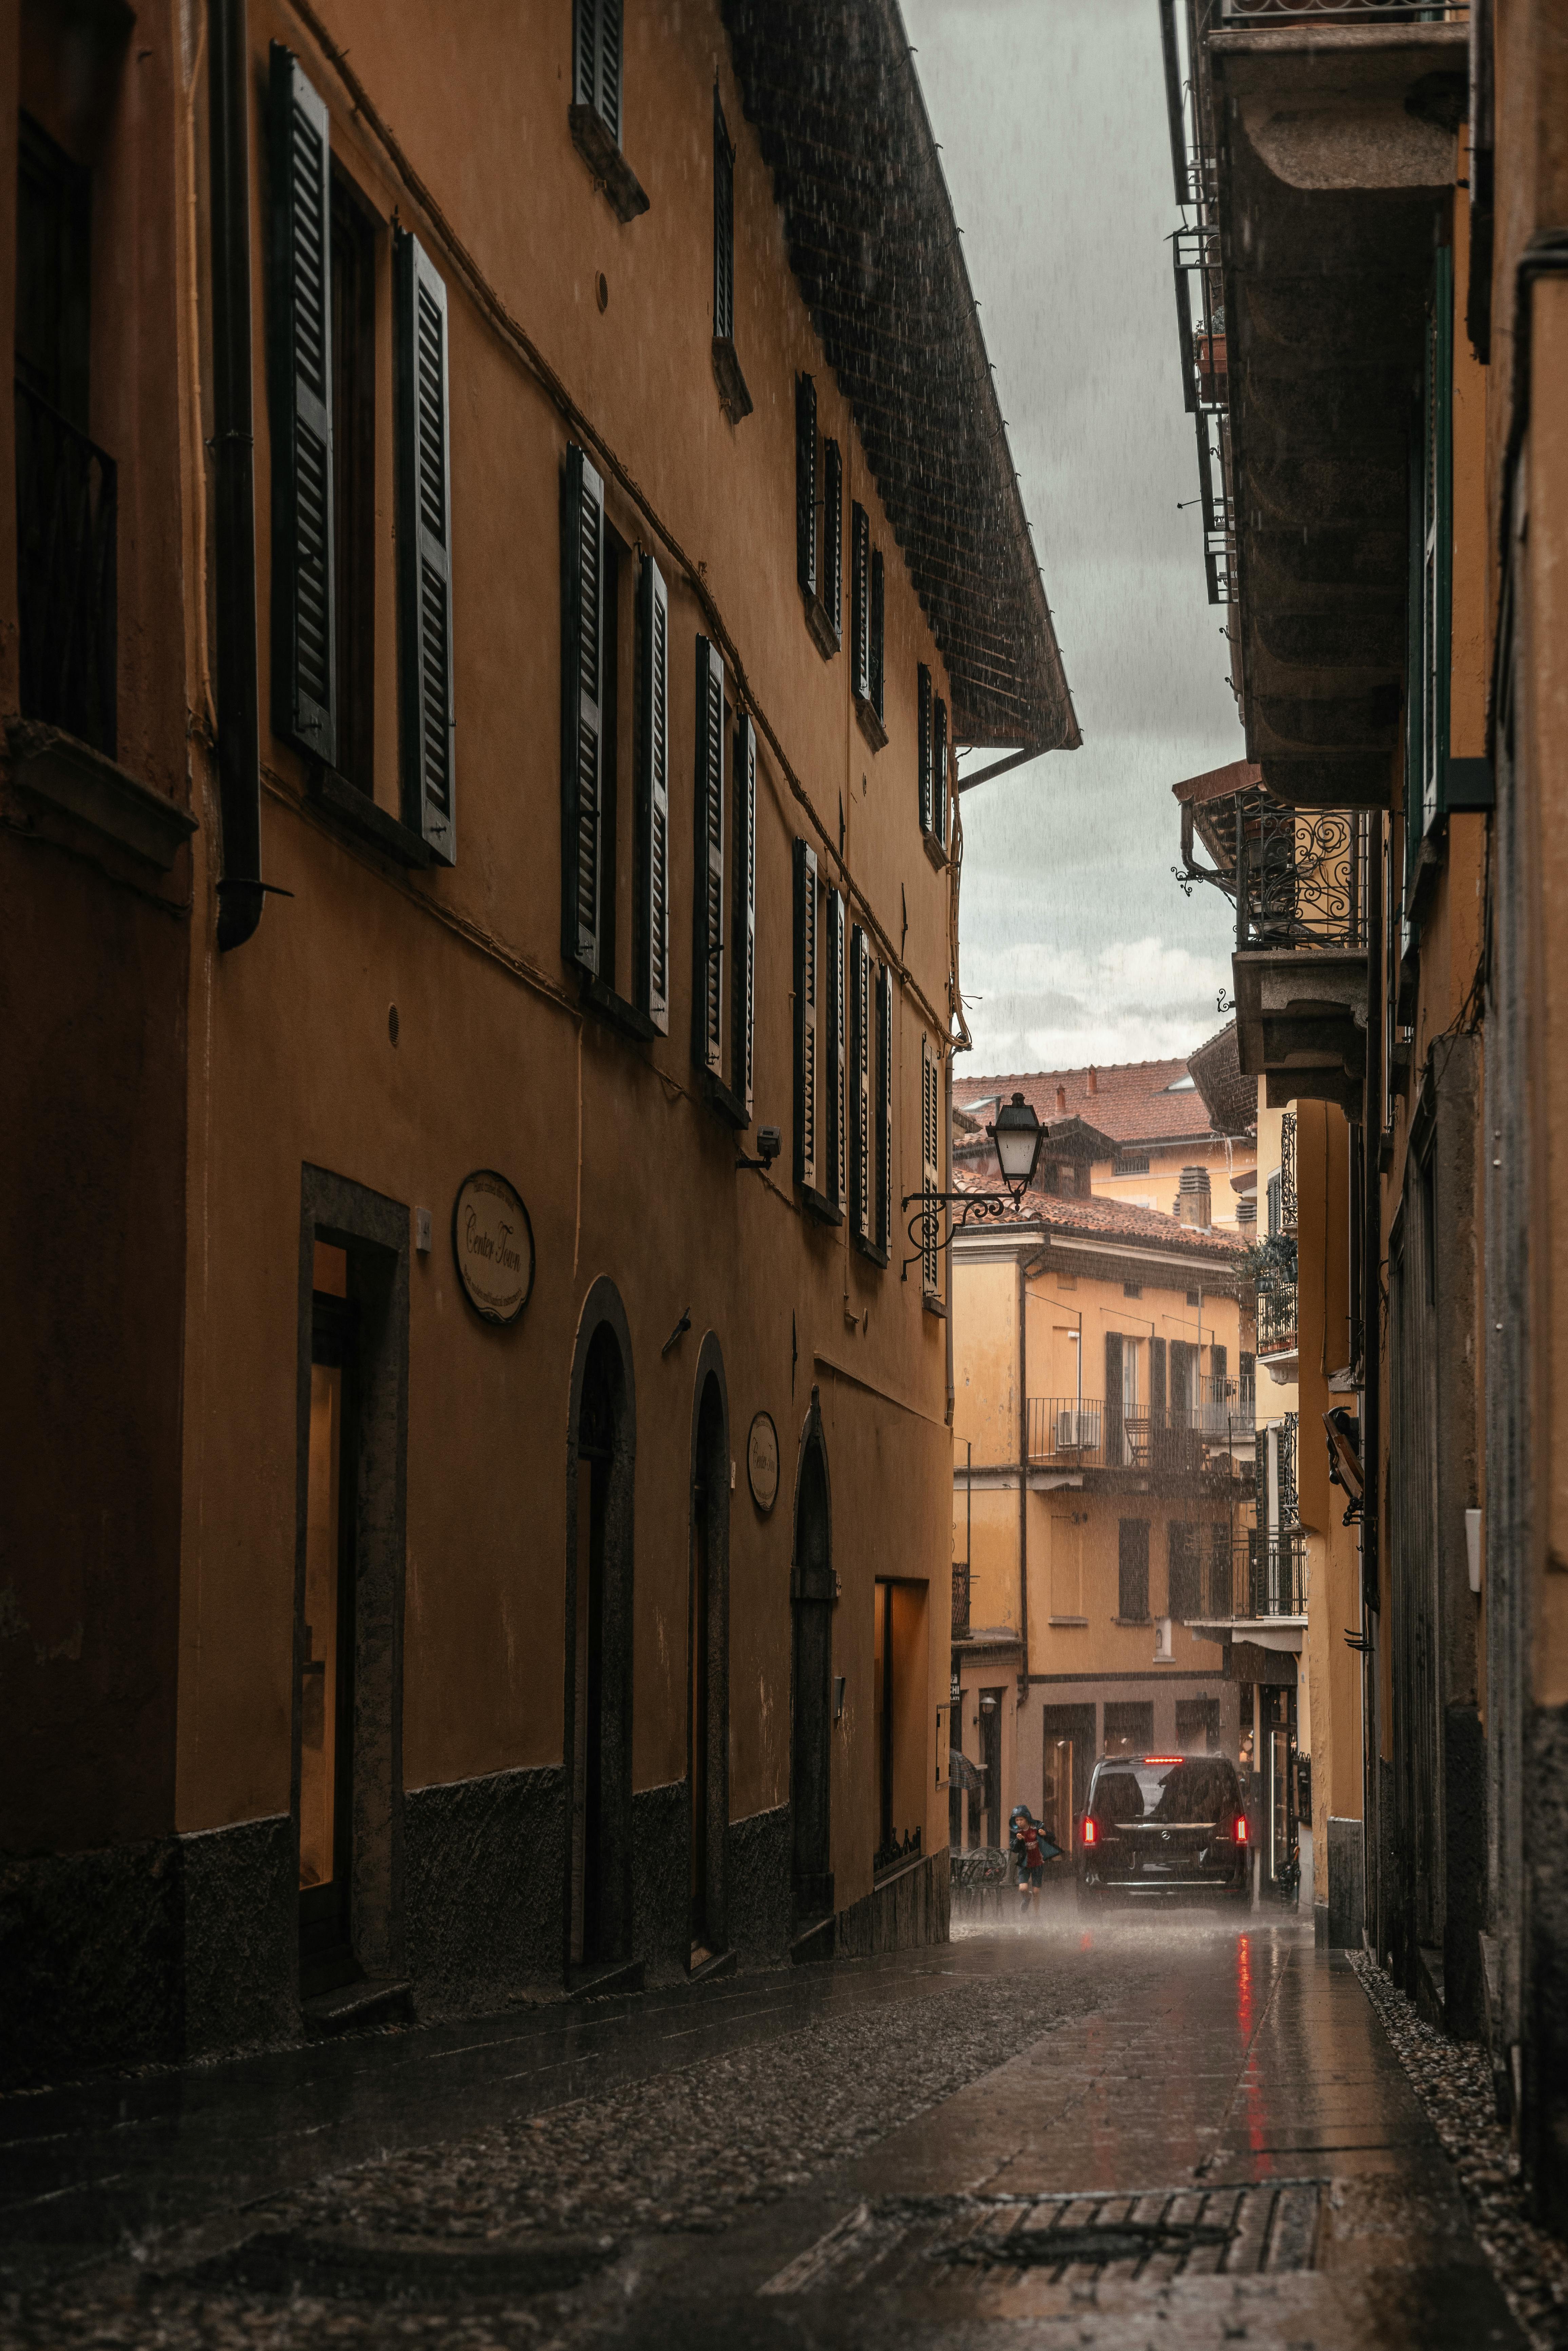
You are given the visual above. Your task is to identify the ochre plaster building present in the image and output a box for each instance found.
[0,0,1075,2076]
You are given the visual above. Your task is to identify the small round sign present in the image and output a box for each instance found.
[451,1170,534,1325]
[747,1410,780,1514]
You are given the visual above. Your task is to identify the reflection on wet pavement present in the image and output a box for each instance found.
[0,1906,1530,2349]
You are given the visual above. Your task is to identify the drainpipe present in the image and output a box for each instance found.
[209,0,265,951]
[1018,1250,1029,1691]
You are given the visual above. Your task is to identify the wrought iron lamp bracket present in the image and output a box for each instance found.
[898,1186,1019,1278]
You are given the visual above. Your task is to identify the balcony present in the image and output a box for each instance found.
[1279,1110,1297,1235]
[1257,1284,1299,1379]
[1185,1530,1308,1657]
[1178,785,1371,1117]
[16,379,117,758]
[1026,1388,1252,1477]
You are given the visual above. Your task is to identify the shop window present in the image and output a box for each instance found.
[300,1242,357,1990]
[1103,1699,1153,1758]
[1176,1697,1220,1754]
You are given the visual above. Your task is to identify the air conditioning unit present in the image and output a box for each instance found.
[1153,1616,1174,1664]
[1057,1407,1101,1450]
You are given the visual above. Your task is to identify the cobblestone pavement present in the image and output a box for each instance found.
[0,1906,1543,2350]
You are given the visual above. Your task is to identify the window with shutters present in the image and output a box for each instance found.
[921,1032,943,1306]
[927,694,949,867]
[795,374,841,661]
[1167,1522,1202,1622]
[1117,1519,1151,1623]
[825,889,848,1218]
[850,504,887,754]
[692,636,728,1090]
[568,0,648,223]
[329,170,376,793]
[793,840,840,1224]
[269,47,336,772]
[561,445,664,1041]
[711,91,751,425]
[393,228,456,864]
[850,926,874,1255]
[875,960,894,1264]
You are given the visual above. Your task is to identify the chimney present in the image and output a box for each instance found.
[1056,1085,1067,1115]
[1176,1165,1212,1228]
[1086,1067,1098,1095]
[1236,1196,1257,1227]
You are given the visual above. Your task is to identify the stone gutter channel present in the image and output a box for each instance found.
[1351,1952,1568,2349]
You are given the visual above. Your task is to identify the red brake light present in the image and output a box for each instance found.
[1235,1813,1248,1845]
[1143,1755,1183,1766]
[1082,1817,1098,1847]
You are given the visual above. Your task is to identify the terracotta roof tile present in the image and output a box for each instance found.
[956,1058,1218,1148]
[950,1171,1250,1264]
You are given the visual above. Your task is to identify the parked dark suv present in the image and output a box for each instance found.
[1077,1752,1249,1909]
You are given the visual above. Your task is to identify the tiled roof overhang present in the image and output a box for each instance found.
[722,0,1080,754]
[1208,25,1467,809]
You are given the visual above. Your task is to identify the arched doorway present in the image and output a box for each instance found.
[565,1288,635,1976]
[689,1346,730,1965]
[791,1391,834,1923]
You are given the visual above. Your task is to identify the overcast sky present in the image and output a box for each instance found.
[902,0,1244,1076]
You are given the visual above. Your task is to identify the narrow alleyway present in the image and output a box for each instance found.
[1,1909,1529,2350]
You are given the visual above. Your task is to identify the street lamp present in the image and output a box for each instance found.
[988,1093,1045,1204]
[900,1091,1047,1278]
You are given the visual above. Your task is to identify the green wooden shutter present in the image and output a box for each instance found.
[732,711,757,1117]
[821,439,842,641]
[917,664,933,839]
[713,90,734,345]
[796,375,817,600]
[1150,1336,1167,1424]
[793,839,818,1190]
[574,0,622,142]
[694,636,725,1076]
[934,695,948,852]
[394,229,455,863]
[877,961,893,1258]
[560,444,604,967]
[850,503,870,701]
[269,45,335,766]
[826,888,847,1213]
[850,924,872,1243]
[1105,1333,1124,1465]
[921,1032,940,1296]
[870,550,885,720]
[636,551,670,1032]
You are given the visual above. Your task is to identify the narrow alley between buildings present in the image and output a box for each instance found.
[4,1906,1554,2351]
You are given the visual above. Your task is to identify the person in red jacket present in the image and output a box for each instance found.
[1014,1810,1062,1917]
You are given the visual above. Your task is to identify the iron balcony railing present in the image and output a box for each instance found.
[952,1562,970,1638]
[1027,1388,1252,1474]
[1257,1285,1298,1358]
[1236,806,1369,953]
[1247,1528,1307,1618]
[1280,1111,1298,1235]
[16,378,117,756]
[1218,2,1465,20]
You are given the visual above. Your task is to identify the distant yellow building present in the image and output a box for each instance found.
[948,1162,1253,1870]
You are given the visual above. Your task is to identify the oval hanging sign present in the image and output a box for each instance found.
[747,1410,780,1514]
[452,1170,535,1325]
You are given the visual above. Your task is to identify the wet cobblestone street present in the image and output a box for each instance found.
[0,1911,1538,2349]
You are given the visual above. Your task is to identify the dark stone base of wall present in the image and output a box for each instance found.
[835,1846,950,1960]
[1,1815,296,2089]
[1,1837,183,2088]
[182,1815,297,2056]
[725,1804,792,1967]
[630,1778,690,1985]
[1326,1815,1364,1950]
[1526,1700,1568,2235]
[405,1766,566,2012]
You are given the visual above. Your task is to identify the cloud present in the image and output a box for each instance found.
[957,935,1232,1074]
